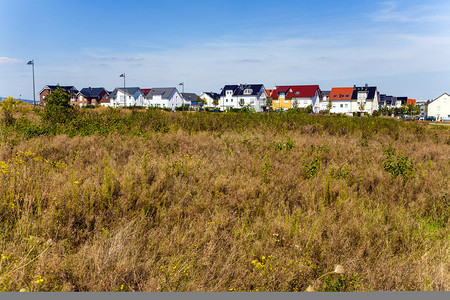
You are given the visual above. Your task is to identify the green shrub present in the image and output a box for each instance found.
[1,96,19,126]
[383,146,415,180]
[42,88,75,124]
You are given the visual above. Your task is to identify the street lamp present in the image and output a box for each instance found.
[27,60,36,106]
[119,73,126,108]
[179,82,184,111]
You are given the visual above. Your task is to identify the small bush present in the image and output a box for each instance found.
[1,96,19,126]
[274,137,295,151]
[383,146,415,180]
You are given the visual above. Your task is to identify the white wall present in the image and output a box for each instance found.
[330,101,351,114]
[200,93,215,107]
[146,90,184,110]
[219,92,266,112]
[428,93,450,120]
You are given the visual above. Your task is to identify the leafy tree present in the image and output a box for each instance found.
[265,98,272,111]
[293,99,298,108]
[359,101,365,116]
[239,98,245,108]
[195,96,205,111]
[326,100,333,113]
[212,97,219,108]
[42,87,74,124]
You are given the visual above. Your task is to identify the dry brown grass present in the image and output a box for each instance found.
[0,109,449,291]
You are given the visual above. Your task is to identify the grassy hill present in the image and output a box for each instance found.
[0,105,448,291]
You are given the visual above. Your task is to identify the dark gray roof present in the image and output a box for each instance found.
[110,87,141,98]
[351,86,377,100]
[204,92,220,99]
[146,87,177,99]
[79,87,108,98]
[181,93,198,102]
[42,85,78,94]
[397,97,408,105]
[322,90,331,97]
[220,84,265,97]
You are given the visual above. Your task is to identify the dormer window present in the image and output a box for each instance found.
[243,89,253,95]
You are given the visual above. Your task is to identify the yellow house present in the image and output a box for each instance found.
[271,85,321,112]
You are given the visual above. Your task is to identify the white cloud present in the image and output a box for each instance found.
[0,57,23,65]
[374,1,450,22]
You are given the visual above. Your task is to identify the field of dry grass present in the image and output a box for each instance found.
[0,105,449,291]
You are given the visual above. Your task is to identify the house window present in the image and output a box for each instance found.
[244,89,253,95]
[345,104,348,108]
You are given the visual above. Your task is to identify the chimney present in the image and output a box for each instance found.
[365,83,368,88]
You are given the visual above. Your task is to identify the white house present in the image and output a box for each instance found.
[320,90,331,111]
[428,93,450,121]
[144,87,185,109]
[199,92,220,108]
[107,87,145,107]
[328,85,379,115]
[328,87,354,114]
[219,84,267,112]
[351,85,379,114]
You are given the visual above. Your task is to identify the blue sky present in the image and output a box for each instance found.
[1,0,450,100]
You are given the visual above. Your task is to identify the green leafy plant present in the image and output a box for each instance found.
[274,136,295,151]
[383,146,415,180]
[302,157,320,179]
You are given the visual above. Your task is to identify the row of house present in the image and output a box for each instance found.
[39,83,449,119]
[201,84,414,115]
[40,85,192,110]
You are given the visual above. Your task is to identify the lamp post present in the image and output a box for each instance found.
[179,82,184,111]
[27,60,36,106]
[119,73,126,108]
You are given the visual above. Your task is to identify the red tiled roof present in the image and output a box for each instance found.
[329,87,354,101]
[271,85,319,98]
[141,89,152,96]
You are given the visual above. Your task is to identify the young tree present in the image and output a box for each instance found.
[326,100,333,113]
[359,101,365,117]
[212,97,219,108]
[195,96,205,111]
[239,98,245,108]
[265,98,272,111]
[43,87,74,124]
